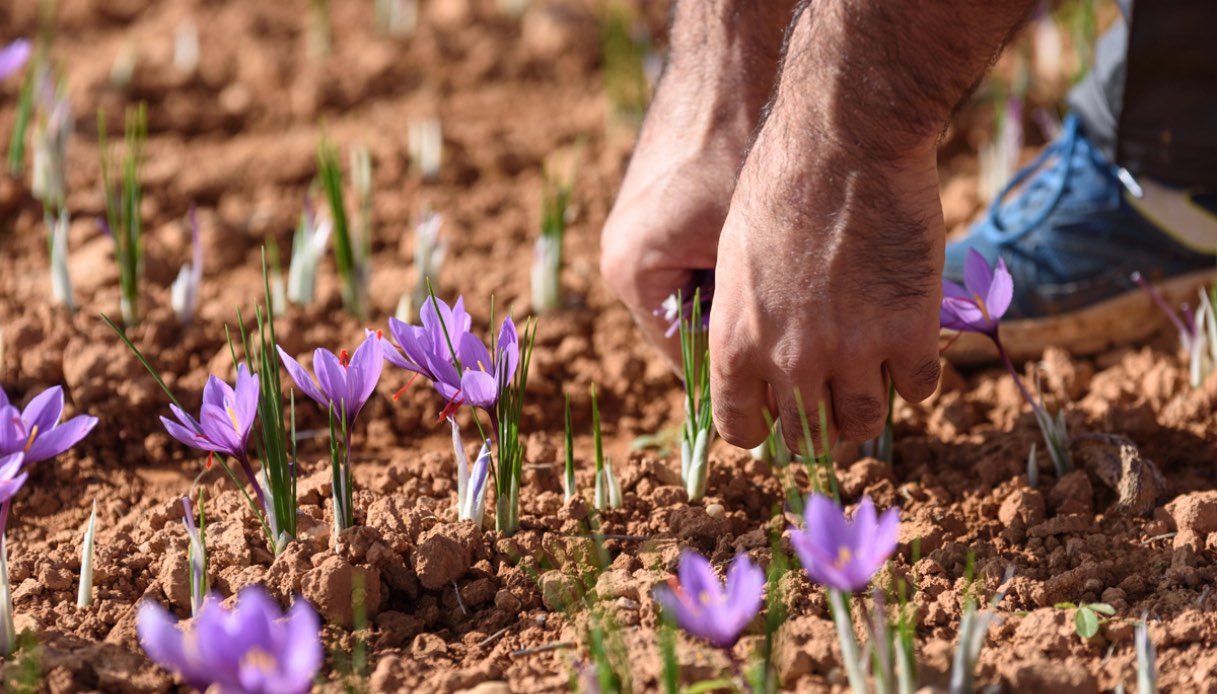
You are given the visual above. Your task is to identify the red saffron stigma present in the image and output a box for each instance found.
[339,349,351,368]
[375,329,383,340]
[206,451,214,469]
[437,392,464,422]
[392,373,422,401]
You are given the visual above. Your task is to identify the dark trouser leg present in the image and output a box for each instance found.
[1069,0,1217,188]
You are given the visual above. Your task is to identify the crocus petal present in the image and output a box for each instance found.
[200,404,245,456]
[137,601,212,690]
[941,279,971,302]
[984,257,1014,320]
[677,552,725,608]
[23,414,97,464]
[314,348,348,414]
[461,371,498,409]
[457,333,494,377]
[962,248,994,297]
[161,415,205,451]
[386,318,431,375]
[276,346,328,408]
[278,600,323,692]
[466,441,492,520]
[0,40,31,80]
[802,494,850,558]
[232,364,260,435]
[0,472,27,506]
[348,333,384,416]
[866,506,901,567]
[20,386,65,436]
[201,374,236,412]
[942,297,986,328]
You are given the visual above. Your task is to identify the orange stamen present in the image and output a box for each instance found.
[23,425,38,453]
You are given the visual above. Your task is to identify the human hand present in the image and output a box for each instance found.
[710,108,945,449]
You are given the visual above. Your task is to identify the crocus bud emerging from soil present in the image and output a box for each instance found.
[0,40,31,81]
[652,551,764,649]
[940,249,1012,338]
[171,207,202,326]
[286,203,331,307]
[790,495,899,593]
[0,385,98,464]
[137,586,322,694]
[49,210,74,313]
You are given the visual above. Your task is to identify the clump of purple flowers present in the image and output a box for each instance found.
[941,249,1071,475]
[138,586,322,694]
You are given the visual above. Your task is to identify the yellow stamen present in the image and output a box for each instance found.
[699,591,713,605]
[227,405,240,434]
[23,425,38,453]
[242,647,278,674]
[477,360,486,373]
[834,546,852,569]
[971,293,992,322]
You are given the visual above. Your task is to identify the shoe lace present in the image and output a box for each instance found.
[982,114,1082,245]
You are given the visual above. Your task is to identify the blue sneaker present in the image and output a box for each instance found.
[943,114,1217,364]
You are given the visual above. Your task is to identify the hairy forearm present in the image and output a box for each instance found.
[774,0,1036,156]
[665,0,799,115]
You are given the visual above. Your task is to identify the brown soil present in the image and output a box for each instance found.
[2,1,1215,693]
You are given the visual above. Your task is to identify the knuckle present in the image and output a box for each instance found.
[835,393,884,440]
[902,356,942,401]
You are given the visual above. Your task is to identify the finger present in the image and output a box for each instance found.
[772,379,834,459]
[829,365,889,442]
[709,335,769,450]
[887,330,942,404]
[599,255,689,374]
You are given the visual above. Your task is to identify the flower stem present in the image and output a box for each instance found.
[994,333,1040,414]
[828,589,868,694]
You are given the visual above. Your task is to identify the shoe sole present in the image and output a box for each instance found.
[941,269,1214,366]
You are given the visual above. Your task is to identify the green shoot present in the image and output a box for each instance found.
[1135,617,1157,694]
[590,384,621,510]
[678,288,714,501]
[531,149,579,314]
[495,318,537,535]
[563,392,576,502]
[98,103,146,327]
[318,138,369,318]
[75,501,97,608]
[6,49,37,176]
[598,0,650,128]
[794,391,840,501]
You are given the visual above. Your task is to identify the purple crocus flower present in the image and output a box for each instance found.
[276,331,383,429]
[137,586,322,694]
[0,40,31,80]
[790,494,899,593]
[0,386,98,464]
[652,551,764,649]
[386,295,519,418]
[453,317,519,411]
[0,454,27,509]
[159,365,265,510]
[655,281,714,338]
[385,295,472,391]
[940,249,1013,338]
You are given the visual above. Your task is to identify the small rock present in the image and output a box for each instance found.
[301,555,382,628]
[1166,491,1217,550]
[704,503,725,518]
[458,683,511,694]
[413,521,480,590]
[539,571,577,612]
[1048,471,1093,516]
[494,589,523,613]
[412,632,449,658]
[999,487,1046,528]
[1009,658,1097,694]
[595,569,639,601]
